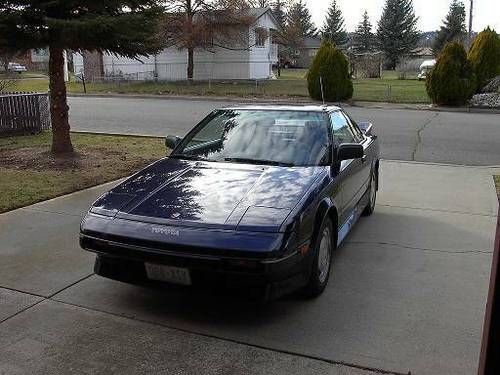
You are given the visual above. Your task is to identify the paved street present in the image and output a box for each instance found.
[1,161,498,374]
[68,96,500,166]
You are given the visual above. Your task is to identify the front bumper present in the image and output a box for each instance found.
[80,233,313,300]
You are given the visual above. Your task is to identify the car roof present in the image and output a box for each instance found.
[221,104,342,113]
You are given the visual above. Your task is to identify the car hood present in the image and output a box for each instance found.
[90,158,324,232]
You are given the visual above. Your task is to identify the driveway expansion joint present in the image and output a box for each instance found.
[47,273,95,299]
[0,298,45,326]
[377,203,498,218]
[0,274,94,325]
[0,285,45,299]
[346,240,493,255]
[47,298,411,375]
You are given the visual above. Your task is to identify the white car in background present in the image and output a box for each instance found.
[417,59,436,81]
[7,62,27,73]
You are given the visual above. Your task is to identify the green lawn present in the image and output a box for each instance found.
[0,132,165,213]
[6,69,430,103]
[495,176,500,196]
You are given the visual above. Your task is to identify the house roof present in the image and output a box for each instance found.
[247,7,281,31]
[188,7,280,30]
[247,7,270,19]
[302,36,322,49]
[410,47,433,57]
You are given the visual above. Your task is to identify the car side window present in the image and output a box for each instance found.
[329,111,355,144]
[342,112,364,142]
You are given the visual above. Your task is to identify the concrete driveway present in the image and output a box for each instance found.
[0,160,498,375]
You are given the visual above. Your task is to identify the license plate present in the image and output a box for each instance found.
[144,263,192,286]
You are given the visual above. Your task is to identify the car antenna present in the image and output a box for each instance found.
[320,76,326,108]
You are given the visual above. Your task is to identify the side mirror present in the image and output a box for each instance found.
[358,121,373,136]
[165,135,182,150]
[337,143,364,162]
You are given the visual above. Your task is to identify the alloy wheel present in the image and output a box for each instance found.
[318,226,332,284]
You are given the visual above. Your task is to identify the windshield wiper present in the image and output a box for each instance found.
[224,157,295,167]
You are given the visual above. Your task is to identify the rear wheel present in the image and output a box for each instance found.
[302,218,334,297]
[363,170,377,216]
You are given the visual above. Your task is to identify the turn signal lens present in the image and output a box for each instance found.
[298,243,310,256]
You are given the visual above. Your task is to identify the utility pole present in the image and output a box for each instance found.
[468,0,474,48]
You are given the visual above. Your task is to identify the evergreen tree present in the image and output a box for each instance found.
[286,0,317,38]
[432,0,466,56]
[307,41,353,101]
[426,42,475,105]
[0,1,162,154]
[377,0,419,69]
[272,0,287,28]
[321,0,348,46]
[468,27,500,91]
[354,10,375,52]
[249,0,270,6]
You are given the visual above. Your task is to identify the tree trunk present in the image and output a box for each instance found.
[187,47,194,80]
[49,46,73,154]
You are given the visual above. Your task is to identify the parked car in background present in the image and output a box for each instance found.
[7,62,27,74]
[80,105,380,300]
[418,59,436,81]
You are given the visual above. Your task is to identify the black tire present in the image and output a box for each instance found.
[302,217,334,298]
[363,169,377,216]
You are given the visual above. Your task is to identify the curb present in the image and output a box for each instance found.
[67,93,500,114]
[73,130,163,139]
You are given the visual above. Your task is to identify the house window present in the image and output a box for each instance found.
[255,28,267,47]
[308,49,318,57]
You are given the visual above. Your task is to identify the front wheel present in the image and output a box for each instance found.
[302,218,334,298]
[363,170,377,216]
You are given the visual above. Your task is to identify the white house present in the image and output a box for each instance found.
[74,8,280,81]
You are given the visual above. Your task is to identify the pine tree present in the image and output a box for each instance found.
[321,0,348,46]
[468,27,500,91]
[432,0,466,56]
[249,0,270,6]
[426,41,475,105]
[272,0,287,28]
[377,0,420,69]
[307,41,353,101]
[286,0,317,38]
[0,1,162,154]
[354,10,375,52]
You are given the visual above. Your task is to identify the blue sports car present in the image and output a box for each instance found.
[80,105,379,299]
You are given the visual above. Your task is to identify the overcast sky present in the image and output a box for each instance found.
[306,0,499,33]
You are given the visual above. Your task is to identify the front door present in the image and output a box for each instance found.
[330,111,365,225]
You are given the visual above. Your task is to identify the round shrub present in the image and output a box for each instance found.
[307,41,353,102]
[468,27,500,92]
[426,42,476,106]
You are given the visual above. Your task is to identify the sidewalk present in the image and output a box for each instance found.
[0,160,498,374]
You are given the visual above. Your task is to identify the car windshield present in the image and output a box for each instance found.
[172,109,331,167]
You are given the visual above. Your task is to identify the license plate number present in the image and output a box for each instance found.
[144,263,192,286]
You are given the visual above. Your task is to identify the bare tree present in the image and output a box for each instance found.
[0,50,16,71]
[0,49,17,92]
[249,0,269,6]
[161,0,259,80]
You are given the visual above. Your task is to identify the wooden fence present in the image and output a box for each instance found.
[0,92,51,136]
